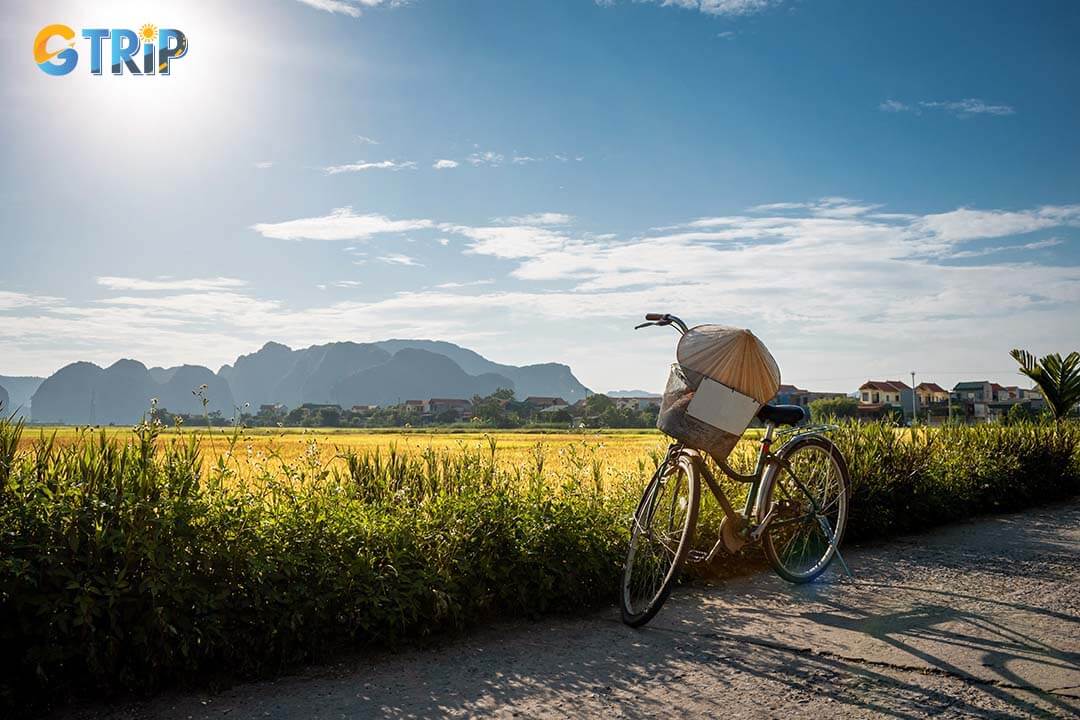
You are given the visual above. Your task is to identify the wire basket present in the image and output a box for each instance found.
[656,363,747,461]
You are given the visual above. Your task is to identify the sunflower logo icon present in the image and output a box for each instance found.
[138,24,158,43]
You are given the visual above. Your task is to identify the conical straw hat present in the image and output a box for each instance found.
[676,325,780,404]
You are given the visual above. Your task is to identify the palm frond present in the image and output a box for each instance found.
[1011,348,1080,420]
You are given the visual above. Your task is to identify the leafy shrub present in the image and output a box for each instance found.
[833,420,1080,540]
[0,416,1077,713]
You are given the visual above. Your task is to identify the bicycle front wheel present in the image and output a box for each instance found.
[620,451,700,627]
[762,435,849,584]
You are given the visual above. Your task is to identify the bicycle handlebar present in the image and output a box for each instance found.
[635,313,689,335]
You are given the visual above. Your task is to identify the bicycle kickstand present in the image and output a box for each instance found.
[817,516,854,578]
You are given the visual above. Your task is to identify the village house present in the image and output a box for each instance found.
[951,381,992,402]
[915,382,949,406]
[858,380,914,420]
[774,384,847,408]
[425,398,472,418]
[947,381,1048,422]
[524,396,567,409]
[613,396,660,411]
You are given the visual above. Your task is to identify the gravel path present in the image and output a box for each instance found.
[60,500,1080,719]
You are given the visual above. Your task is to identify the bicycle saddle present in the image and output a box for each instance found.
[756,404,808,426]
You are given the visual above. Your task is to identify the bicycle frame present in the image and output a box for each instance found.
[666,420,838,563]
[634,311,846,568]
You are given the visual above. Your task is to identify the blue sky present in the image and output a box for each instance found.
[2,0,1078,393]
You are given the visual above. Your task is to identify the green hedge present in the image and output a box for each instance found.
[1,418,1077,713]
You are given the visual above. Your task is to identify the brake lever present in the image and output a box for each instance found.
[634,322,656,330]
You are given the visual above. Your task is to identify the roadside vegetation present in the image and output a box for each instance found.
[1,414,1077,713]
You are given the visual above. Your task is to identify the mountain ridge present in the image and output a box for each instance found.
[23,339,591,424]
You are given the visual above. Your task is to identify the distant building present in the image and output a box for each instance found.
[773,384,806,405]
[915,383,949,406]
[524,396,567,409]
[403,400,424,412]
[774,384,846,408]
[300,403,342,412]
[951,381,992,403]
[858,380,914,420]
[613,396,660,411]
[350,404,378,413]
[426,398,472,417]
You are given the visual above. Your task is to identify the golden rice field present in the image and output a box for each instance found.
[15,425,765,486]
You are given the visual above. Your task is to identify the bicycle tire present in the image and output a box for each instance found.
[762,435,850,584]
[620,451,700,627]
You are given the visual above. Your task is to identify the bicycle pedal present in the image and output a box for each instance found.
[687,550,708,564]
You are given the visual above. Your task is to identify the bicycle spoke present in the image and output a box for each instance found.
[622,454,698,622]
[764,440,848,582]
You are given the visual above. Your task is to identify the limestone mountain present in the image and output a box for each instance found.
[0,375,42,419]
[219,341,391,408]
[372,339,589,402]
[331,348,512,407]
[31,360,235,425]
[217,341,297,409]
[20,337,591,424]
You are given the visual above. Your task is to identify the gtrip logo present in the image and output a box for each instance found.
[34,24,188,76]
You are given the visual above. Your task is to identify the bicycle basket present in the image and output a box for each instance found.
[657,363,746,460]
[657,325,780,461]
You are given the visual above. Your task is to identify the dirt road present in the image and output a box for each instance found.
[63,501,1080,719]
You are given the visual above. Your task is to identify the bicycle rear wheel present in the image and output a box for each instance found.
[620,451,700,627]
[762,435,849,584]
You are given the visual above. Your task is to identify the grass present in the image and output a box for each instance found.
[1,416,1077,714]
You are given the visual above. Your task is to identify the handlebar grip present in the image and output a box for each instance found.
[645,313,665,321]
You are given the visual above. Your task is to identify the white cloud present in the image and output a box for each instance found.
[498,212,574,226]
[878,99,909,113]
[433,159,459,169]
[6,199,1079,391]
[254,160,274,169]
[921,98,1015,116]
[379,253,422,266]
[355,135,379,145]
[601,0,777,16]
[913,206,1080,243]
[445,223,569,259]
[294,0,403,18]
[296,0,363,17]
[946,237,1064,259]
[435,279,495,289]
[0,290,62,310]
[881,98,1016,117]
[96,276,248,292]
[251,207,433,241]
[746,197,880,218]
[467,151,504,167]
[323,160,417,174]
[512,155,541,165]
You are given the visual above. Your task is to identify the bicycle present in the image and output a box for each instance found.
[621,313,851,627]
